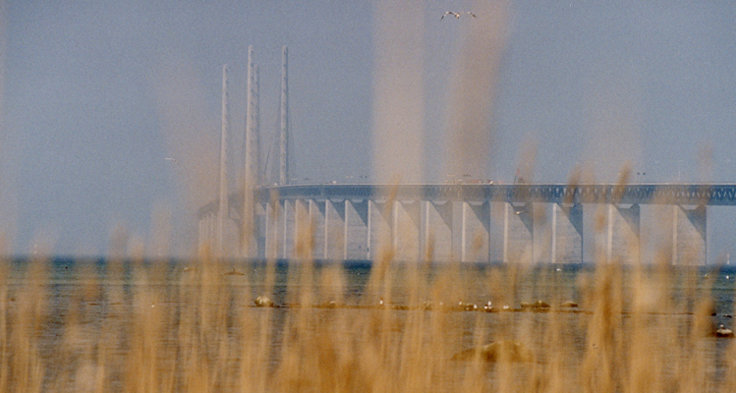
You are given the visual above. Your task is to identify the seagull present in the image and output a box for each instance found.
[466,11,477,18]
[164,157,177,163]
[441,11,460,20]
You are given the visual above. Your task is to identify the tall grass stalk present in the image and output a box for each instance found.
[0,211,731,392]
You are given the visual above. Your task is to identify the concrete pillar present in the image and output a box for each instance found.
[205,213,214,251]
[308,200,325,259]
[208,213,215,250]
[204,214,211,251]
[366,201,373,259]
[460,201,491,262]
[324,200,346,260]
[369,200,393,260]
[282,200,291,259]
[343,201,349,260]
[293,199,310,258]
[605,204,640,264]
[242,47,259,259]
[199,215,205,251]
[422,201,453,262]
[216,65,230,258]
[264,203,271,258]
[503,203,534,264]
[345,200,370,260]
[394,201,420,261]
[197,217,204,252]
[265,200,281,259]
[212,212,219,251]
[672,205,706,265]
[551,203,583,264]
[255,203,266,258]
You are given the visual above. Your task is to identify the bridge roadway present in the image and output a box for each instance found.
[254,183,736,206]
[198,183,736,264]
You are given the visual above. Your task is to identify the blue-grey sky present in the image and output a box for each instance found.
[2,1,736,258]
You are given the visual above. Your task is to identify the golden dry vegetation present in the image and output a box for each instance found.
[0,207,734,393]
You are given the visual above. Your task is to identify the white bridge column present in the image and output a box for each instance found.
[199,212,217,253]
[369,200,393,260]
[672,205,706,265]
[308,200,325,259]
[197,216,205,253]
[551,203,583,264]
[208,213,217,252]
[393,201,420,261]
[423,201,453,262]
[253,203,266,258]
[265,200,282,259]
[323,200,346,260]
[281,200,292,258]
[503,203,534,264]
[264,203,271,258]
[344,200,369,260]
[292,199,310,258]
[460,201,491,262]
[605,204,640,264]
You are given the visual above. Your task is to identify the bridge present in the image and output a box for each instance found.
[197,183,736,265]
[200,49,727,265]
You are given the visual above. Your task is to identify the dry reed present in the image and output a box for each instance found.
[0,207,731,393]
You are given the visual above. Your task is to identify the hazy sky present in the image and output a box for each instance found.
[2,1,736,257]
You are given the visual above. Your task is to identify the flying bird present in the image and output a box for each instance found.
[441,11,477,20]
[441,11,460,20]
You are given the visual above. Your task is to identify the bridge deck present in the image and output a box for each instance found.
[199,184,736,216]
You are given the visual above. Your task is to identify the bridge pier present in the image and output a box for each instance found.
[503,203,535,264]
[344,200,369,259]
[197,214,205,252]
[393,201,421,261]
[604,204,640,263]
[323,200,346,260]
[551,203,583,264]
[264,201,274,259]
[672,205,706,265]
[423,201,453,262]
[281,200,291,258]
[291,199,310,258]
[368,200,392,260]
[198,211,217,253]
[307,200,325,259]
[254,202,266,258]
[460,201,491,262]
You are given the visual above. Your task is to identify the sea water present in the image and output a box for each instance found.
[2,257,735,391]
